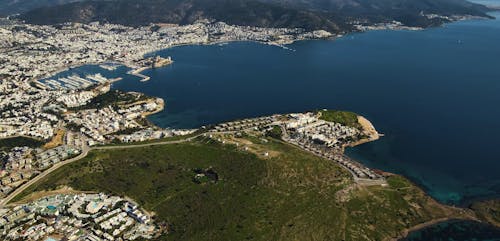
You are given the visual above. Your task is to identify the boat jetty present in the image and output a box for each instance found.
[127,67,151,82]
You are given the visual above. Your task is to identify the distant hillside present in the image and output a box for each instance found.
[0,0,85,16]
[262,0,490,15]
[17,0,492,31]
[262,0,492,25]
[18,0,345,32]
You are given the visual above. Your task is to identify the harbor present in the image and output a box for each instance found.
[33,55,175,90]
[126,56,174,82]
[35,74,121,91]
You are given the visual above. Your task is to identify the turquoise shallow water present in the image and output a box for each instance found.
[53,12,500,206]
[402,220,500,241]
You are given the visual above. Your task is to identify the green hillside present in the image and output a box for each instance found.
[14,135,462,240]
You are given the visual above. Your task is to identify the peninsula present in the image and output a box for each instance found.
[2,106,499,240]
[1,0,499,240]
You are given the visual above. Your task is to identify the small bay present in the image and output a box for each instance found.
[114,11,500,206]
[52,11,500,240]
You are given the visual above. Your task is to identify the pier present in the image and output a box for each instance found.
[127,67,151,82]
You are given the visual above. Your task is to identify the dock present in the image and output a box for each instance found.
[127,67,151,82]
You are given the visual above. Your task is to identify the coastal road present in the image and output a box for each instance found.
[0,134,203,207]
[1,130,382,206]
[0,147,89,207]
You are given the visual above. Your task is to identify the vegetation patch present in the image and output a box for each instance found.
[69,90,146,111]
[265,125,282,139]
[470,199,500,227]
[319,110,361,129]
[13,137,460,241]
[0,136,44,151]
[192,168,219,184]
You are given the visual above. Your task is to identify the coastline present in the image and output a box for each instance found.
[141,98,165,118]
[30,10,497,88]
[392,218,457,241]
[349,115,382,148]
[386,176,500,240]
[34,11,489,89]
[393,212,500,240]
[14,14,500,239]
[33,40,307,88]
[345,116,500,240]
[126,66,151,82]
[4,108,500,239]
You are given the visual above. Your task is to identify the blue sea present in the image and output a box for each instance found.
[53,10,500,240]
[112,11,500,205]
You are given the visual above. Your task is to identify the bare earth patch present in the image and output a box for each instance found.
[43,129,66,149]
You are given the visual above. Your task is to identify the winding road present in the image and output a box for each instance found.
[0,134,202,207]
[1,127,382,206]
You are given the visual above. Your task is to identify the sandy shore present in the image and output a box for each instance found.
[348,115,381,147]
[141,98,165,118]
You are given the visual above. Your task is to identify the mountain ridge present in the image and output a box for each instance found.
[14,0,494,32]
[0,0,85,16]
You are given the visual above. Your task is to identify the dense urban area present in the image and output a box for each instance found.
[1,193,158,240]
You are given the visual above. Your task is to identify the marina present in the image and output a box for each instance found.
[37,73,120,90]
[2,0,499,239]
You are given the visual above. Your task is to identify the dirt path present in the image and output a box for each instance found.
[0,134,202,207]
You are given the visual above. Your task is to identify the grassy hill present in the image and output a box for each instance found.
[14,135,468,240]
[470,199,500,227]
[318,110,361,129]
